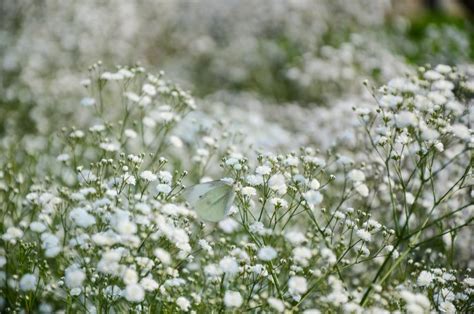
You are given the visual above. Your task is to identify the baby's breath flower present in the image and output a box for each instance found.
[65,266,86,289]
[224,290,243,308]
[140,171,157,182]
[356,229,372,242]
[176,296,191,311]
[124,283,145,303]
[288,276,308,296]
[267,297,285,312]
[258,246,277,261]
[19,274,38,291]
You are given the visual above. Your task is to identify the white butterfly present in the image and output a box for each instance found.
[183,180,235,222]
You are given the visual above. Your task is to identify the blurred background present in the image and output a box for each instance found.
[0,0,473,149]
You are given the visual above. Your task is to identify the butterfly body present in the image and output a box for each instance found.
[183,180,235,222]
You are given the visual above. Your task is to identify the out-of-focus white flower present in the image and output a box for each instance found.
[69,208,96,228]
[20,274,38,291]
[156,184,172,194]
[2,227,24,241]
[303,190,323,208]
[219,257,239,276]
[176,296,191,311]
[140,171,157,182]
[267,297,285,312]
[356,229,372,242]
[65,266,86,289]
[218,218,240,234]
[258,246,277,261]
[224,290,243,308]
[30,222,47,233]
[288,276,308,295]
[285,230,307,246]
[241,186,257,196]
[124,283,145,303]
[123,268,138,285]
[256,165,271,175]
[154,248,171,265]
[417,270,433,287]
[268,174,287,195]
[140,277,159,291]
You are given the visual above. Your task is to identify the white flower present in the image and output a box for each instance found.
[267,297,285,312]
[140,171,157,182]
[285,230,307,246]
[100,142,119,152]
[65,266,86,289]
[270,197,288,209]
[70,288,82,296]
[250,222,272,236]
[154,248,171,265]
[159,171,173,184]
[435,142,444,152]
[218,218,240,234]
[142,83,156,96]
[288,276,307,295]
[417,270,433,287]
[30,222,47,233]
[439,301,456,314]
[435,64,451,74]
[309,179,320,190]
[116,219,137,235]
[224,290,243,308]
[123,268,138,285]
[69,208,96,228]
[293,247,312,266]
[204,263,223,278]
[464,277,474,287]
[395,111,418,128]
[246,174,264,186]
[124,173,136,186]
[380,94,403,108]
[354,183,369,197]
[285,155,299,166]
[176,296,191,311]
[451,124,470,140]
[348,169,365,182]
[125,92,140,102]
[258,246,277,261]
[268,174,287,194]
[303,190,323,207]
[124,283,145,303]
[219,257,239,276]
[321,248,337,265]
[241,186,257,196]
[140,277,159,291]
[424,70,443,81]
[20,273,38,291]
[156,184,172,194]
[256,165,271,175]
[2,227,24,241]
[41,233,61,257]
[124,129,137,139]
[356,229,372,242]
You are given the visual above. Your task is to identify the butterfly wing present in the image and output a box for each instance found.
[182,180,224,203]
[183,180,235,222]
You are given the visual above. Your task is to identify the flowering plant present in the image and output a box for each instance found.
[0,63,472,313]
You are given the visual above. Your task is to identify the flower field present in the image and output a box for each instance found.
[0,1,473,313]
